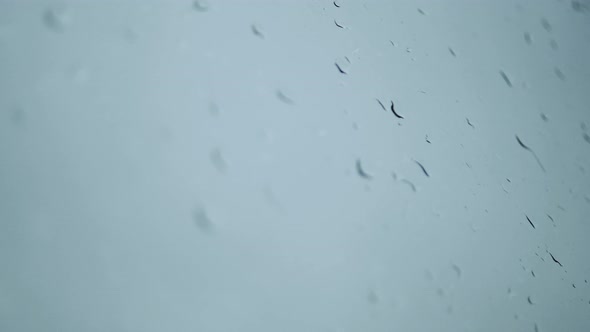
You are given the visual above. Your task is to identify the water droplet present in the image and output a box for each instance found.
[540,18,552,32]
[193,207,213,232]
[451,264,461,278]
[572,1,588,12]
[208,102,220,116]
[499,70,512,87]
[123,27,138,43]
[193,0,210,12]
[355,159,373,180]
[554,67,566,80]
[276,90,294,105]
[366,290,379,304]
[209,148,227,173]
[524,32,532,44]
[43,7,69,33]
[251,24,264,39]
[540,113,548,122]
[400,179,416,192]
[10,107,26,126]
[334,60,348,74]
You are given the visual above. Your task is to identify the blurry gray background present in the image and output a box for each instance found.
[1,0,590,331]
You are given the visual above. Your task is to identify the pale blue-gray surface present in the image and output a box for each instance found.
[1,1,590,331]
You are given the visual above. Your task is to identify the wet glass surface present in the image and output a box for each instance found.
[1,1,589,331]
